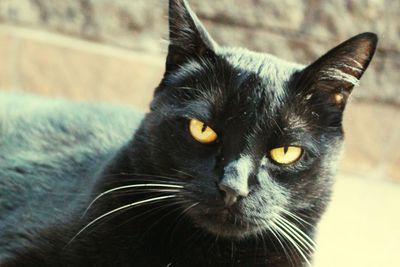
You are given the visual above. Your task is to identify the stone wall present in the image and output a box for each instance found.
[0,0,399,182]
[1,0,399,104]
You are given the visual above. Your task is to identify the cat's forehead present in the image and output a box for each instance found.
[163,47,312,133]
[181,48,305,119]
[218,48,305,119]
[219,47,303,73]
[218,47,303,89]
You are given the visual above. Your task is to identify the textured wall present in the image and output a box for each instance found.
[0,0,399,104]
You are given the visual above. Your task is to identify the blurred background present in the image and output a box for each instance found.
[0,0,399,266]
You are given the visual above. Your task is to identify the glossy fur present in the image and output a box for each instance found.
[0,0,377,266]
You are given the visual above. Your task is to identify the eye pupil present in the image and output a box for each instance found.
[189,119,218,144]
[269,146,303,165]
[201,123,207,133]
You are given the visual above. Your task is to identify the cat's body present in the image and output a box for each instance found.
[0,93,142,262]
[0,0,377,266]
[0,93,300,267]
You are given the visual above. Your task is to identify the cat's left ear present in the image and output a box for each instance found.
[299,32,378,108]
[166,0,217,73]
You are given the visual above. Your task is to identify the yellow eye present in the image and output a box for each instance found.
[189,118,218,144]
[270,146,303,165]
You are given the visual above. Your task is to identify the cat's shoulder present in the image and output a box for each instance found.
[0,91,143,146]
[0,92,143,260]
[0,91,144,195]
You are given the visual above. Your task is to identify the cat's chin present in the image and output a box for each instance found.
[188,207,269,239]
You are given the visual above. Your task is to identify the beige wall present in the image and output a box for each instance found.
[0,0,399,182]
[1,0,399,103]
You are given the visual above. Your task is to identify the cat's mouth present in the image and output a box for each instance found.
[187,203,269,239]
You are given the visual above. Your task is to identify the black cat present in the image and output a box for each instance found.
[0,0,377,266]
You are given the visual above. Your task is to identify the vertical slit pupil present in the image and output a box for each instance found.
[283,146,289,154]
[201,123,207,133]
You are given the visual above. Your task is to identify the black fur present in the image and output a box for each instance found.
[0,0,377,266]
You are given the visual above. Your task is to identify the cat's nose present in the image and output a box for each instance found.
[219,182,249,207]
[219,155,253,206]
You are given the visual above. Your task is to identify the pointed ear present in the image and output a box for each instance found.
[166,0,217,72]
[299,32,378,108]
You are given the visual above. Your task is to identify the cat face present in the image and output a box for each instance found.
[140,0,377,239]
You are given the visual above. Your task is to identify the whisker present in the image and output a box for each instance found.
[83,183,183,216]
[279,217,316,248]
[111,199,188,231]
[252,221,266,264]
[272,220,313,267]
[279,208,316,229]
[272,222,305,266]
[67,195,177,246]
[168,202,199,241]
[275,217,315,254]
[100,172,184,181]
[141,202,187,239]
[170,168,195,179]
[267,224,295,267]
[109,188,180,196]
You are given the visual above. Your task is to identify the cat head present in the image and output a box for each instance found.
[138,0,377,238]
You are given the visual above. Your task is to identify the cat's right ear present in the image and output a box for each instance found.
[166,0,217,73]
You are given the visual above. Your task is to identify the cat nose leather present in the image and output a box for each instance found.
[219,181,249,207]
